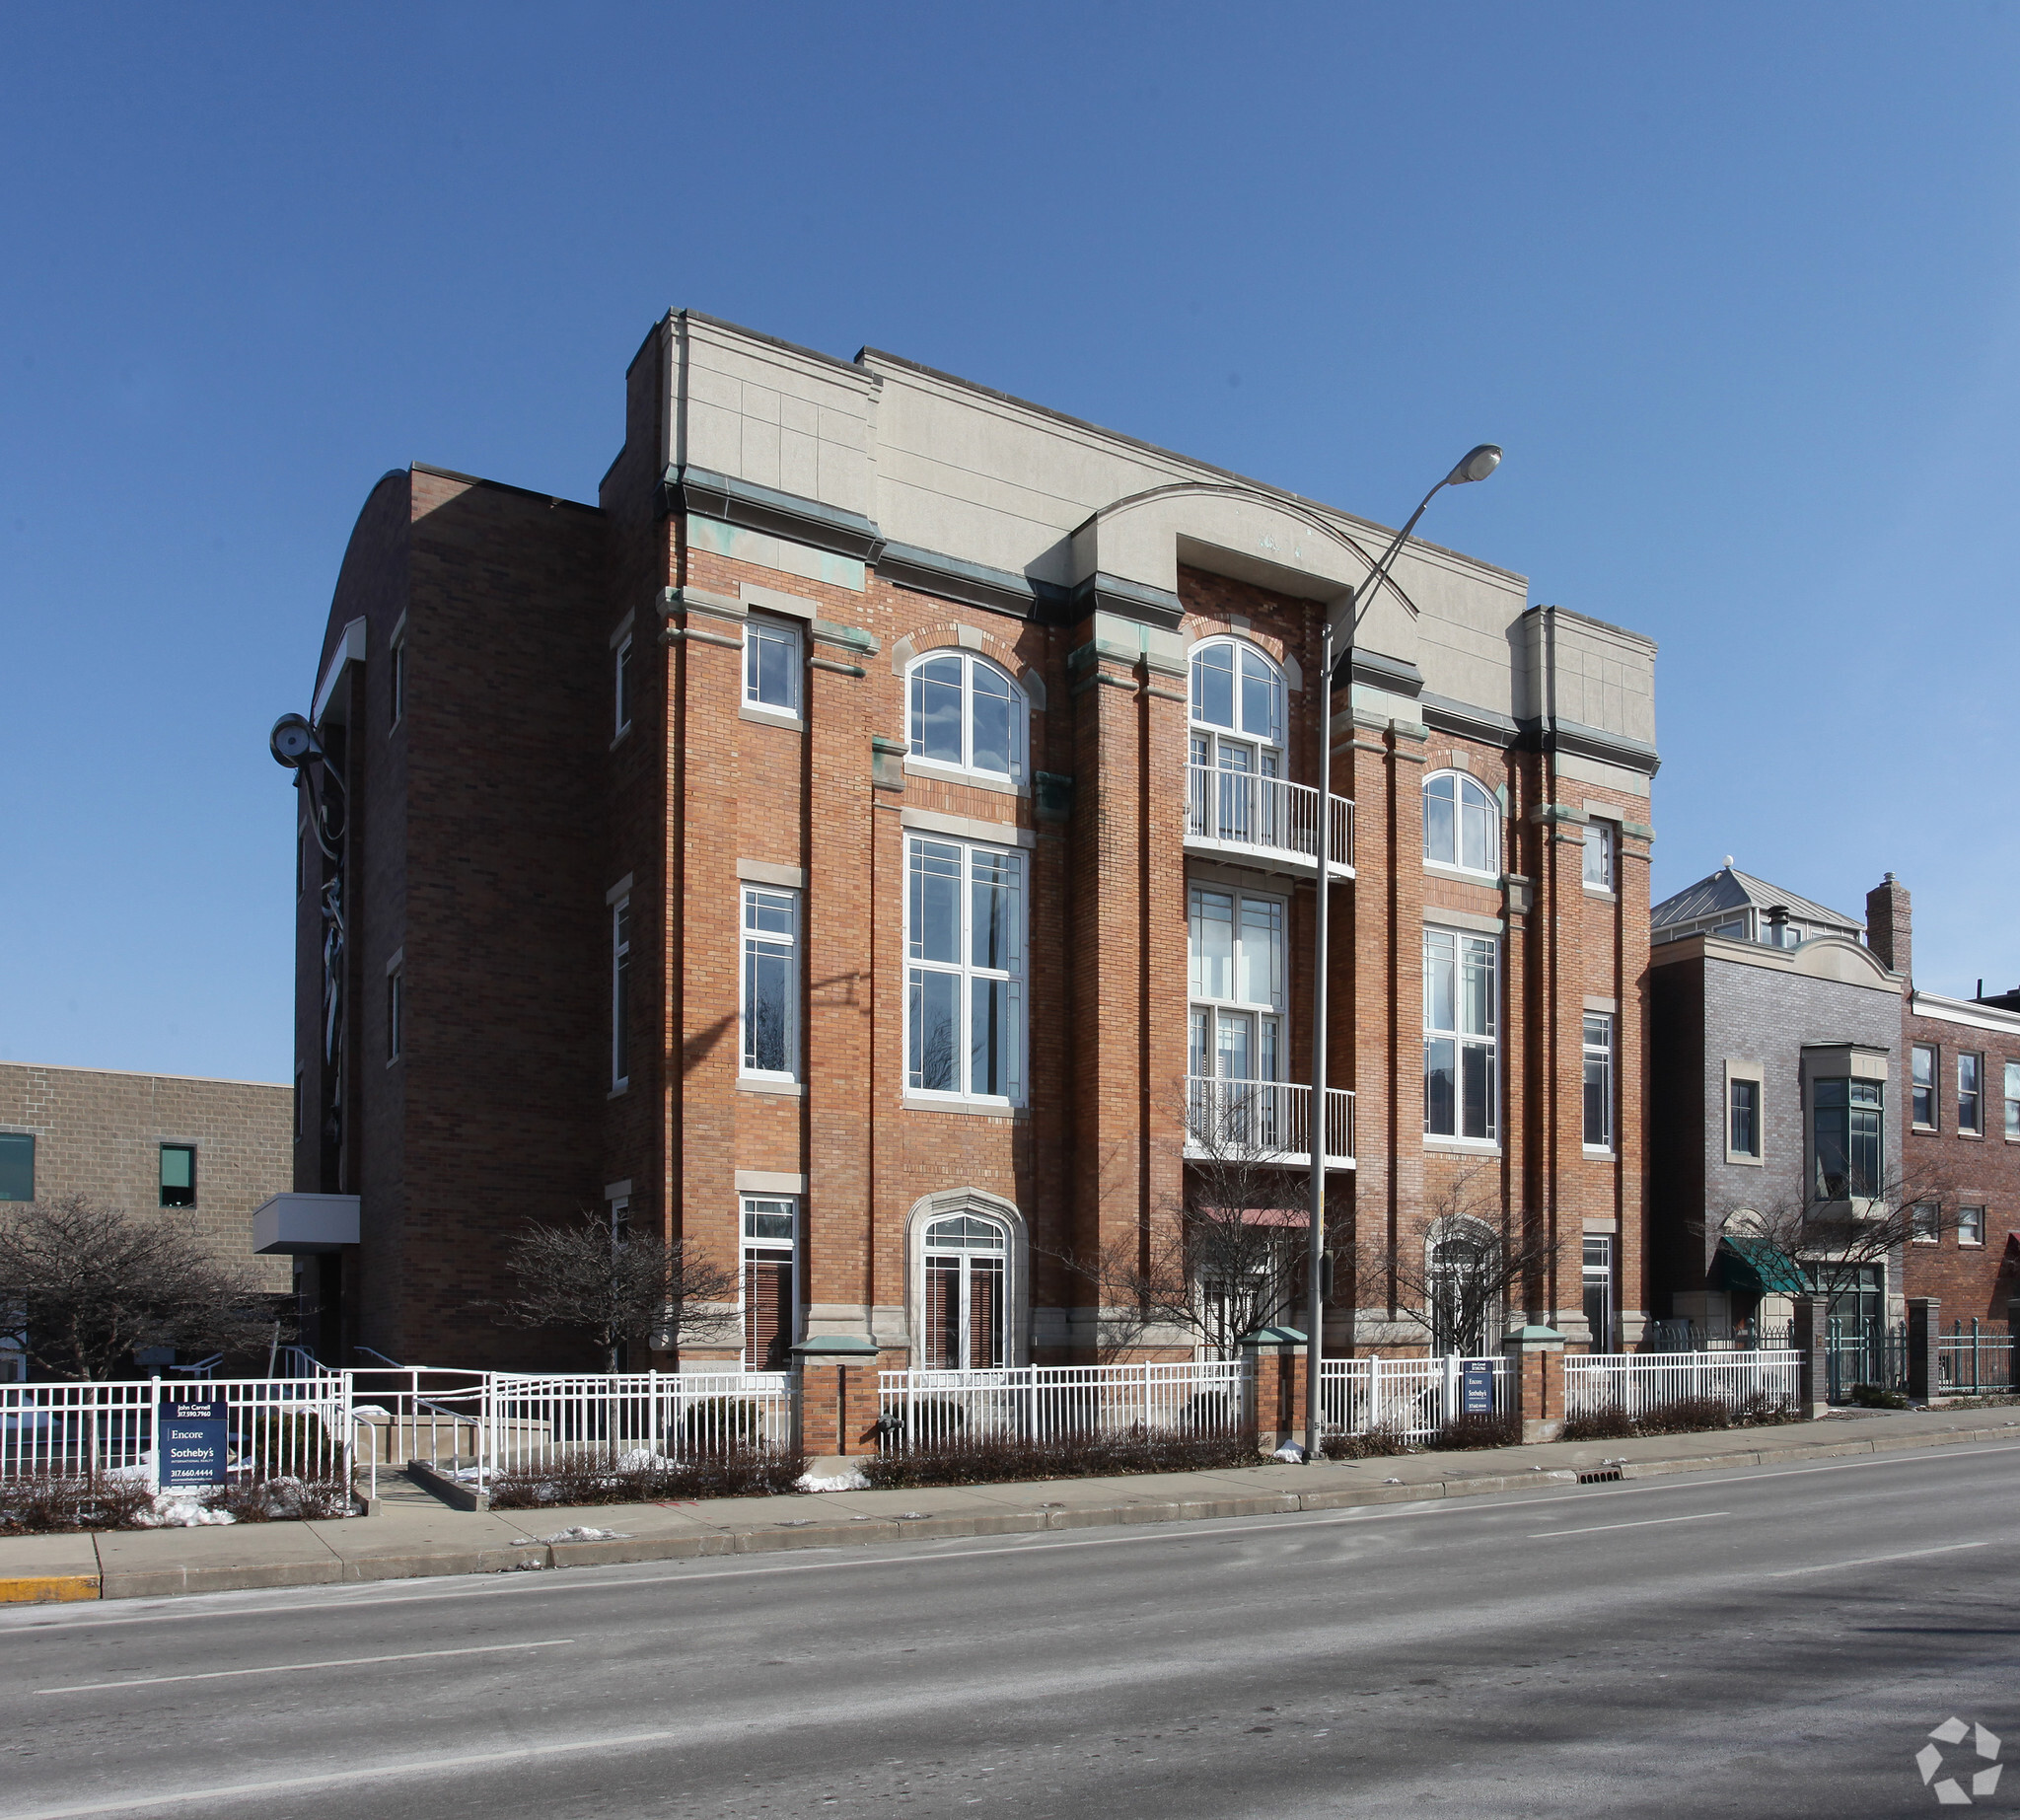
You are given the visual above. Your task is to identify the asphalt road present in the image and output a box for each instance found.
[4,1439,2018,1820]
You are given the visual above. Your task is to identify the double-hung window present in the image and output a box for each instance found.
[741,1197,797,1370]
[1425,928,1498,1142]
[1911,1201,1939,1244]
[1958,1054,1984,1134]
[159,1144,196,1208]
[1912,1044,1937,1128]
[611,897,632,1091]
[1958,1205,1985,1247]
[906,837,1023,1102]
[741,887,799,1080]
[1188,886,1285,1151]
[2006,1061,2020,1139]
[1812,1078,1882,1200]
[1582,1014,1614,1151]
[1582,821,1615,891]
[744,617,801,718]
[1729,1078,1761,1158]
[908,652,1025,780]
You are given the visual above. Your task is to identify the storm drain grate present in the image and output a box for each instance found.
[1576,1468,1623,1484]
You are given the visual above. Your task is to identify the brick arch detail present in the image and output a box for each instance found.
[888,624,1046,711]
[1181,623,1304,694]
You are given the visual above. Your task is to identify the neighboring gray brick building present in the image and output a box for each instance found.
[0,1062,293,1376]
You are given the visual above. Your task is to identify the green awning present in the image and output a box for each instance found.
[1714,1237,1808,1296]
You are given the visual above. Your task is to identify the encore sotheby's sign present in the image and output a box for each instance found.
[158,1396,229,1489]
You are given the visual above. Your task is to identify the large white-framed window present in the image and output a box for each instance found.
[1958,1204,1985,1247]
[1425,926,1498,1142]
[1958,1053,1984,1134]
[1188,885,1286,1140]
[1912,1044,1937,1128]
[907,651,1026,781]
[741,886,799,1081]
[921,1210,1007,1369]
[1582,1013,1614,1152]
[1188,639,1285,842]
[744,616,802,719]
[905,836,1023,1102]
[611,896,632,1091]
[613,634,633,739]
[1582,820,1615,892]
[741,1196,798,1371]
[2006,1060,2020,1140]
[1423,771,1500,876]
[1582,1236,1615,1350]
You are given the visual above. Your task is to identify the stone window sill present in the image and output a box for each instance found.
[902,1095,1029,1120]
[738,1077,805,1098]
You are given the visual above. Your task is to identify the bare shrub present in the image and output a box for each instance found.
[488,1452,806,1510]
[860,1428,1260,1490]
[1434,1411,1523,1450]
[0,1474,154,1535]
[1317,1424,1415,1461]
[1563,1394,1800,1442]
[212,1477,355,1522]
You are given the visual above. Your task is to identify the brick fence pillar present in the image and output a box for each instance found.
[1906,1297,1940,1404]
[1501,1324,1565,1443]
[1790,1294,1831,1418]
[790,1340,884,1468]
[1240,1328,1307,1453]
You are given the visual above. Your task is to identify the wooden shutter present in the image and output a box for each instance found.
[744,1258,792,1370]
[969,1258,1003,1368]
[925,1261,960,1368]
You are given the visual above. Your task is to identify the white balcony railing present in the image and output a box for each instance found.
[1185,1074,1355,1170]
[1185,764,1353,875]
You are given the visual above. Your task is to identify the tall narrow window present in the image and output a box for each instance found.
[0,1132,36,1202]
[1424,928,1498,1141]
[1582,1014,1614,1150]
[1582,1236,1614,1350]
[294,1067,304,1143]
[611,897,632,1090]
[1187,639,1287,851]
[1912,1045,1937,1128]
[906,837,1023,1101]
[1729,1078,1761,1158]
[387,969,402,1062]
[742,1197,797,1370]
[922,1212,1007,1369]
[2006,1060,2020,1139]
[159,1144,196,1208]
[1188,886,1286,1153]
[1812,1078,1882,1200]
[1423,772,1499,875]
[390,637,406,730]
[1958,1054,1983,1134]
[613,635,634,737]
[1582,821,1615,891]
[744,617,801,717]
[907,652,1026,780]
[741,887,799,1080]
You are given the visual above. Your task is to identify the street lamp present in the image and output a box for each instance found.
[1302,445,1503,1459]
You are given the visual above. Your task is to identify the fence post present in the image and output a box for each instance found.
[1790,1295,1830,1418]
[1906,1298,1940,1403]
[789,1338,881,1468]
[1501,1325,1564,1443]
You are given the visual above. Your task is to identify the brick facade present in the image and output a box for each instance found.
[286,312,1659,1371]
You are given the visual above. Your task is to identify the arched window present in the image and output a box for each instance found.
[908,652,1027,781]
[1190,639,1286,848]
[922,1212,1007,1368]
[1423,770,1499,876]
[1427,1217,1500,1358]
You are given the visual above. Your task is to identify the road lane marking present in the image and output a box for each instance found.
[1529,1512,1730,1539]
[36,1638,573,1695]
[1767,1541,1992,1578]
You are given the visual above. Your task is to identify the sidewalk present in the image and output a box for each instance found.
[5,1403,2016,1604]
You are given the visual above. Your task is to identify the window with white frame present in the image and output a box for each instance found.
[1582,1013,1614,1151]
[1912,1044,1937,1128]
[907,651,1025,780]
[1911,1201,1938,1244]
[1959,1053,1984,1133]
[611,896,631,1090]
[1582,820,1615,891]
[921,1211,1007,1368]
[613,634,633,738]
[1188,886,1285,1146]
[1582,1235,1614,1350]
[1423,771,1499,875]
[742,1196,797,1370]
[1959,1204,1985,1247]
[1188,640,1284,844]
[744,616,801,718]
[2006,1060,2020,1139]
[741,886,798,1080]
[906,837,1023,1100]
[1425,927,1498,1141]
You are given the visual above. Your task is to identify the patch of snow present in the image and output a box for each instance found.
[133,1494,236,1528]
[799,1472,868,1492]
[1271,1444,1307,1463]
[542,1526,628,1543]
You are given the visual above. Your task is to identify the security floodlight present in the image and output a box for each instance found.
[1447,444,1502,485]
[270,713,316,768]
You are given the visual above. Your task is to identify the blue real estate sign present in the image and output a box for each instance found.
[158,1397,229,1489]
[1459,1362,1496,1417]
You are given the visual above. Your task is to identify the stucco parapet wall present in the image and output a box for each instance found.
[1650,930,1904,991]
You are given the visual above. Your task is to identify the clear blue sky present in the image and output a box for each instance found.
[4,4,2018,1082]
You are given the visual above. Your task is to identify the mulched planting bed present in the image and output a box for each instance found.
[487,1453,808,1509]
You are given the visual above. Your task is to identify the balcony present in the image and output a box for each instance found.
[1184,1075,1356,1172]
[1184,764,1353,878]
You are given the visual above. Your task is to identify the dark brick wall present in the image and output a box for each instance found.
[1903,1004,2020,1323]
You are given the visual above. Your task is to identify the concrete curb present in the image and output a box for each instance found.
[0,1573,101,1606]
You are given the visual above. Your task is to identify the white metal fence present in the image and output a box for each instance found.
[877,1360,1251,1451]
[0,1374,353,1486]
[475,1370,795,1486]
[1563,1349,1801,1421]
[1316,1355,1510,1445]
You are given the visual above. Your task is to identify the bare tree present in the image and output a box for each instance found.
[1047,1081,1340,1359]
[1370,1166,1559,1357]
[481,1213,740,1373]
[0,1196,287,1381]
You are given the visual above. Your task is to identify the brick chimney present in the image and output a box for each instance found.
[1866,873,1912,977]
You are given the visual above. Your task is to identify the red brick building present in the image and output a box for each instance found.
[274,313,1658,1371]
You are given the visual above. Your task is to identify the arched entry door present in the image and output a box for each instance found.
[922,1213,1006,1368]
